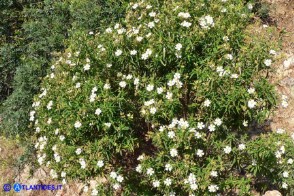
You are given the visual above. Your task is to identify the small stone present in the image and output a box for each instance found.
[263,190,282,196]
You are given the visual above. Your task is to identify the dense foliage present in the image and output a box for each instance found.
[0,0,129,136]
[31,0,294,195]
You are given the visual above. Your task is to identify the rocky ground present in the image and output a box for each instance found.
[1,1,293,195]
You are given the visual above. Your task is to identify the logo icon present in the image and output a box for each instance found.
[13,183,22,192]
[3,184,11,192]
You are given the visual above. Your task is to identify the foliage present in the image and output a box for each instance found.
[31,0,294,195]
[0,0,25,102]
[0,0,129,136]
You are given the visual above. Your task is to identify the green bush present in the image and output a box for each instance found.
[31,0,293,195]
[0,0,129,136]
[0,0,25,102]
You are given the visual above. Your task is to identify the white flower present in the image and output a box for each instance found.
[74,121,82,128]
[97,160,104,168]
[247,87,255,94]
[150,107,157,114]
[186,183,196,192]
[144,99,154,106]
[178,118,189,129]
[197,122,205,129]
[83,186,89,193]
[152,180,160,188]
[47,101,53,110]
[164,178,172,186]
[166,92,173,100]
[130,50,137,55]
[269,49,276,55]
[210,171,218,177]
[130,78,139,87]
[76,148,82,155]
[62,179,66,185]
[50,169,58,179]
[79,159,86,169]
[248,99,257,108]
[105,27,112,33]
[276,128,285,134]
[91,188,98,196]
[282,182,288,189]
[141,49,152,60]
[146,168,154,176]
[275,151,282,158]
[117,28,126,34]
[214,118,222,126]
[283,171,289,178]
[165,163,173,171]
[196,149,204,157]
[281,100,288,108]
[157,87,163,94]
[168,131,175,139]
[247,3,253,10]
[204,99,211,107]
[223,36,229,42]
[170,148,178,157]
[146,5,152,9]
[181,21,192,28]
[117,175,124,182]
[225,54,233,60]
[208,124,216,132]
[132,3,138,9]
[175,43,182,51]
[287,159,293,164]
[104,122,111,127]
[115,49,123,56]
[199,15,214,29]
[178,12,191,19]
[38,157,43,165]
[47,118,52,124]
[75,83,81,88]
[104,83,111,90]
[59,135,65,141]
[224,146,232,154]
[208,184,219,192]
[95,108,102,116]
[195,131,201,139]
[216,66,224,73]
[148,22,155,28]
[146,84,154,91]
[61,171,66,178]
[136,164,142,173]
[110,172,117,179]
[243,120,248,127]
[167,80,175,87]
[154,125,163,133]
[136,36,143,42]
[238,144,246,150]
[106,63,112,68]
[84,64,90,71]
[113,183,121,190]
[149,11,156,17]
[119,81,127,88]
[187,173,196,184]
[264,59,272,66]
[231,74,238,79]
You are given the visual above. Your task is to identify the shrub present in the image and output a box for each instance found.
[0,0,25,102]
[0,0,129,136]
[32,0,294,195]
